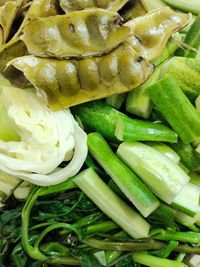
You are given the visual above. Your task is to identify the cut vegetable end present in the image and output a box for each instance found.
[115,116,124,141]
[106,94,126,110]
[115,115,178,143]
[126,63,162,119]
[172,183,200,217]
[74,168,150,239]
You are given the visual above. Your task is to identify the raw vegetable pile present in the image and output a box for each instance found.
[1,0,200,266]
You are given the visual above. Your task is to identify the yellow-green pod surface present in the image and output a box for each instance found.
[125,7,191,61]
[8,44,154,110]
[0,38,27,83]
[22,9,131,58]
[121,0,146,21]
[0,1,18,44]
[59,0,129,13]
[12,0,59,40]
[25,0,58,20]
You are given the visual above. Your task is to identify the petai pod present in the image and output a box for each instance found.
[11,0,59,40]
[59,0,129,13]
[8,43,154,110]
[0,38,28,85]
[125,7,191,61]
[0,0,32,44]
[120,0,146,22]
[21,9,131,58]
[0,1,21,45]
[25,0,59,20]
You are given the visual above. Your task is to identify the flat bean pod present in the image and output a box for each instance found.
[8,43,154,110]
[22,9,131,58]
[125,7,191,60]
[59,0,129,13]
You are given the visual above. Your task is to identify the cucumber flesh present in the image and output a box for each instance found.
[172,183,200,217]
[117,142,190,204]
[146,142,180,164]
[74,168,150,239]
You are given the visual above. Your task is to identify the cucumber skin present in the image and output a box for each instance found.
[72,100,177,143]
[148,76,200,144]
[171,142,200,172]
[72,100,120,142]
[87,133,160,217]
[165,57,200,101]
[178,15,200,58]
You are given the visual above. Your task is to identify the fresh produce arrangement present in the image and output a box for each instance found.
[1,0,200,266]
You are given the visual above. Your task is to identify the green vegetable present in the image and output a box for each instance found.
[195,95,200,111]
[106,94,126,110]
[82,238,165,251]
[172,183,200,217]
[115,115,177,143]
[151,228,200,244]
[74,168,150,238]
[132,252,186,267]
[190,171,200,186]
[126,63,161,119]
[152,33,182,66]
[85,221,119,235]
[117,141,190,204]
[146,142,180,164]
[104,231,127,265]
[163,57,200,101]
[87,132,160,217]
[178,15,200,58]
[73,100,177,143]
[171,142,200,172]
[148,75,200,144]
[21,179,79,261]
[162,0,200,15]
[72,101,120,141]
[175,210,199,230]
[149,202,177,229]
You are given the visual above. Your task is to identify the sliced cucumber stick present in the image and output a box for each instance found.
[172,183,200,217]
[117,142,190,204]
[74,168,150,238]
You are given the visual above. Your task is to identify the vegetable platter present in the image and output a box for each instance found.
[1,0,200,266]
